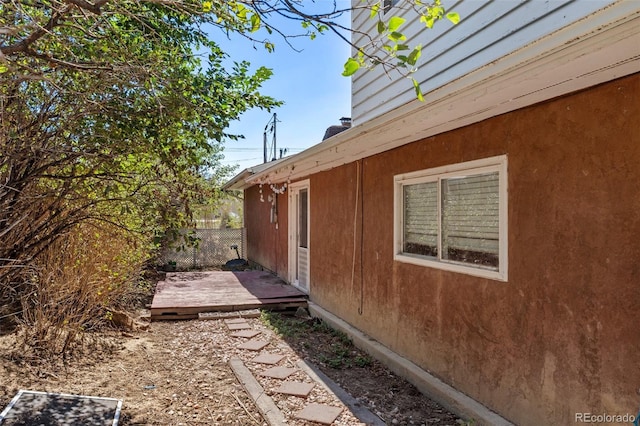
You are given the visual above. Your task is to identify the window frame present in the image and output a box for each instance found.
[393,155,508,281]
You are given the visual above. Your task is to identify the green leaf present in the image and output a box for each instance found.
[202,1,212,12]
[407,45,422,66]
[342,58,360,77]
[446,12,460,25]
[421,15,436,29]
[412,78,424,102]
[250,14,261,32]
[377,21,386,34]
[387,16,406,32]
[370,2,380,18]
[0,64,8,73]
[388,31,406,41]
[234,3,248,19]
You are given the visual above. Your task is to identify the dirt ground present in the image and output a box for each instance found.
[0,310,463,425]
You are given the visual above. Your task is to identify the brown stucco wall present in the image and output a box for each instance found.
[242,74,640,424]
[243,184,288,277]
[305,74,640,425]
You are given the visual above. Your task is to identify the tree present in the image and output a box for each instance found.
[0,1,280,334]
[0,0,455,352]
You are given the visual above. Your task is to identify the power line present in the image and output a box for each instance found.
[224,147,304,153]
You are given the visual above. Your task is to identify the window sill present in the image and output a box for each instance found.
[394,253,508,282]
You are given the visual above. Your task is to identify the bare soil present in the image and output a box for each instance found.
[0,310,462,425]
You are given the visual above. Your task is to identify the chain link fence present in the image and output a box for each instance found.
[159,228,246,271]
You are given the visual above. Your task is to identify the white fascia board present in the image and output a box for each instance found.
[223,158,289,190]
[223,169,253,191]
[244,2,640,187]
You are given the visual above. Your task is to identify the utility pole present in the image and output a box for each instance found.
[263,113,278,163]
[263,130,267,164]
[272,113,277,161]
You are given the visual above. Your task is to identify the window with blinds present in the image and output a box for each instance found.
[403,182,438,257]
[441,172,499,268]
[394,156,507,281]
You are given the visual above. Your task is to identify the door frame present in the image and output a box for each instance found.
[288,179,310,294]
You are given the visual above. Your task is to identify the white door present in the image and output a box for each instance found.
[289,181,310,293]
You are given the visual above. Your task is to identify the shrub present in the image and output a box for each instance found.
[14,222,152,359]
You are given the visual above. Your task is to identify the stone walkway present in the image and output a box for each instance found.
[219,312,383,425]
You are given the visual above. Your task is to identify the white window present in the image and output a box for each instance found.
[394,156,508,281]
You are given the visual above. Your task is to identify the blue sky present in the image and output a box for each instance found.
[210,2,353,174]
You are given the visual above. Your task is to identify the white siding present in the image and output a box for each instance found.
[351,0,616,124]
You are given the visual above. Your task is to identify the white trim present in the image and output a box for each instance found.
[230,4,639,188]
[288,179,311,294]
[393,156,508,282]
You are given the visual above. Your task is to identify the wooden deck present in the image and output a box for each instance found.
[150,270,308,320]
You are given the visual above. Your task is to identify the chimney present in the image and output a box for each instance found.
[322,117,352,141]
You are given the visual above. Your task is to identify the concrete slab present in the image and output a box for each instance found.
[274,381,315,398]
[224,318,250,324]
[308,302,514,426]
[228,358,286,426]
[227,322,252,330]
[230,330,261,338]
[258,366,297,380]
[237,339,270,351]
[297,360,385,425]
[250,353,285,365]
[295,403,342,424]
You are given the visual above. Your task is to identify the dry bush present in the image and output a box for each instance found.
[14,222,152,359]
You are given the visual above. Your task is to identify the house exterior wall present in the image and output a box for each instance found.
[306,73,640,425]
[351,0,622,124]
[243,185,288,277]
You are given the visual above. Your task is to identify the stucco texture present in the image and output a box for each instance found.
[244,184,288,277]
[245,74,640,425]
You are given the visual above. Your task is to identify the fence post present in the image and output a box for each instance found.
[193,237,197,269]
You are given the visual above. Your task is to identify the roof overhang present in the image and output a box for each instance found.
[222,158,288,191]
[227,1,640,189]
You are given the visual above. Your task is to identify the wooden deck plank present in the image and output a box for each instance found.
[150,271,307,320]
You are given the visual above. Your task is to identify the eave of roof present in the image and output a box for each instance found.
[226,1,640,189]
[222,158,288,191]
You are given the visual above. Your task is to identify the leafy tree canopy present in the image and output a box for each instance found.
[0,1,283,309]
[0,0,455,318]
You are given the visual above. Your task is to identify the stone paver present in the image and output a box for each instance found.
[295,403,342,424]
[224,318,249,324]
[229,330,261,338]
[227,322,252,330]
[274,381,315,398]
[250,353,285,365]
[199,309,261,320]
[237,339,270,351]
[258,366,297,380]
